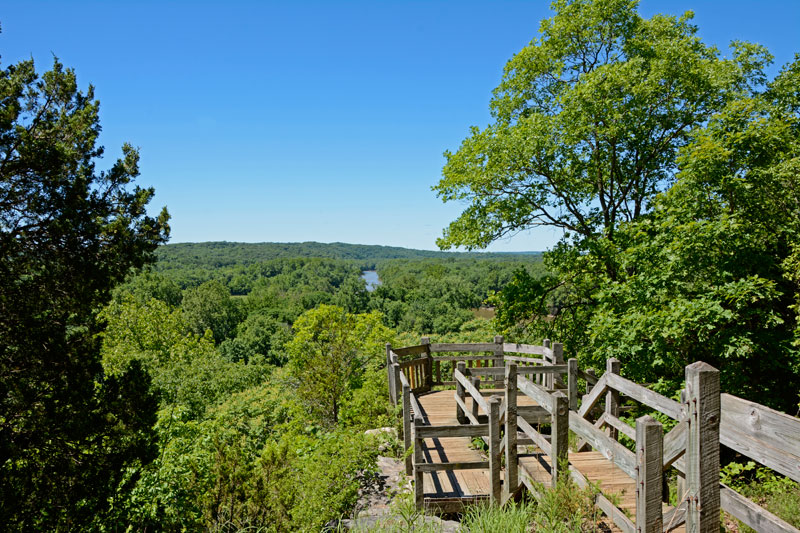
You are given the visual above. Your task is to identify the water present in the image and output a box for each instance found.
[361,270,381,292]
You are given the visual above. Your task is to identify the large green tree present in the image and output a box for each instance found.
[435,0,749,252]
[436,0,799,406]
[0,55,169,528]
[584,56,800,409]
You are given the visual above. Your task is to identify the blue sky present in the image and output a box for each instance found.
[2,1,798,251]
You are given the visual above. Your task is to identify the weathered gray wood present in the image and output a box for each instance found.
[577,374,609,417]
[392,363,402,408]
[409,392,422,420]
[488,396,502,503]
[402,382,412,475]
[393,344,429,357]
[493,336,504,369]
[415,423,492,438]
[435,359,441,385]
[720,393,800,483]
[517,415,551,455]
[685,361,720,533]
[606,358,620,441]
[502,343,546,355]
[662,505,686,532]
[421,337,432,390]
[586,368,597,392]
[454,368,490,414]
[415,460,491,472]
[567,358,578,412]
[576,414,610,452]
[424,496,489,514]
[636,415,664,533]
[720,483,800,533]
[551,391,569,487]
[552,342,564,387]
[605,373,682,420]
[505,364,518,499]
[471,376,481,421]
[430,342,498,353]
[398,370,410,390]
[455,362,467,424]
[569,465,636,533]
[543,339,553,388]
[662,419,687,471]
[454,393,482,427]
[602,412,635,441]
[386,343,395,404]
[569,412,637,478]
[517,375,554,413]
[413,415,424,509]
[503,355,548,365]
[578,368,599,385]
[433,355,505,362]
[467,366,507,376]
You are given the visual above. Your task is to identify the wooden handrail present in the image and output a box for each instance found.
[454,368,490,414]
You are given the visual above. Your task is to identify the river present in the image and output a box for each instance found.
[361,270,381,292]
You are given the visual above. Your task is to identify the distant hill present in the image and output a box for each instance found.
[156,241,542,269]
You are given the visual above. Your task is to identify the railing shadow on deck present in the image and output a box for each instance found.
[386,337,800,533]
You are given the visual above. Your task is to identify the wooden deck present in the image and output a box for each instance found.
[416,389,543,504]
[419,389,683,531]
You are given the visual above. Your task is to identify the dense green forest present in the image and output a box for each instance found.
[2,0,799,531]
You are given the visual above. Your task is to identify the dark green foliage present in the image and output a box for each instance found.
[372,258,545,334]
[0,56,168,529]
[182,280,244,343]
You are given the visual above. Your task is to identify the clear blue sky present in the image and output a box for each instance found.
[2,1,798,251]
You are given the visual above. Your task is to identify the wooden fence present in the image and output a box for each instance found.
[386,338,800,533]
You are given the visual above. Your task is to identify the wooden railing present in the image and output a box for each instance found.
[386,339,800,533]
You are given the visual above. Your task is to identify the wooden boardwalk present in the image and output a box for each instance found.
[421,390,684,531]
[388,339,800,533]
[417,389,543,502]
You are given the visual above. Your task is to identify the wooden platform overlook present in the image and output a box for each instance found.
[386,338,800,533]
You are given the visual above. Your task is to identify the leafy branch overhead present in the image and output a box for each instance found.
[434,0,765,249]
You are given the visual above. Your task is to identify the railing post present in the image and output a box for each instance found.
[504,363,518,500]
[456,361,467,424]
[542,339,551,387]
[402,382,412,475]
[421,337,432,391]
[392,362,401,407]
[552,341,564,389]
[567,358,578,412]
[471,376,481,421]
[488,396,502,503]
[605,358,620,440]
[413,414,424,509]
[586,368,596,394]
[386,343,395,405]
[685,362,720,533]
[551,391,569,487]
[493,335,504,382]
[636,415,664,533]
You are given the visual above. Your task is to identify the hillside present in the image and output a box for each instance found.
[155,241,542,270]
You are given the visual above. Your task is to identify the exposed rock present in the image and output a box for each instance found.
[342,456,460,532]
